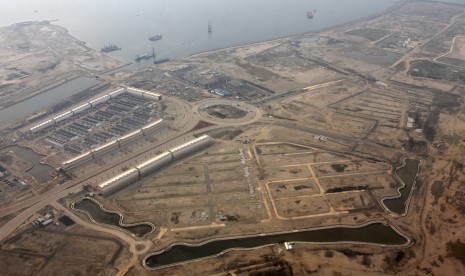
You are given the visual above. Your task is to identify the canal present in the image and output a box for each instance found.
[145,222,408,269]
[0,76,101,125]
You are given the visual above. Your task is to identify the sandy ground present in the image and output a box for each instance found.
[2,1,465,275]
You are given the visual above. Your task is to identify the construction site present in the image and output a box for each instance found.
[1,1,465,275]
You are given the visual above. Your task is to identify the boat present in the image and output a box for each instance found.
[135,48,155,61]
[135,54,153,61]
[307,11,314,18]
[208,21,212,33]
[101,44,121,52]
[154,58,170,64]
[148,34,163,41]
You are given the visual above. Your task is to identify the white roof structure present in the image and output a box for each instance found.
[98,168,138,190]
[136,152,172,170]
[170,135,211,153]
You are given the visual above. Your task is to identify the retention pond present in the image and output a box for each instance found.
[0,145,53,182]
[144,222,408,269]
[73,198,154,237]
[382,159,421,215]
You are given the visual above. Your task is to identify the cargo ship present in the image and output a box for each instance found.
[101,44,121,52]
[307,11,314,18]
[148,34,162,41]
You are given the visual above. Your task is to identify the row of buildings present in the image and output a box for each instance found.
[29,87,162,134]
[96,135,212,196]
[62,119,165,170]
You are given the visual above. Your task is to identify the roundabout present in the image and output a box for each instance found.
[194,99,261,125]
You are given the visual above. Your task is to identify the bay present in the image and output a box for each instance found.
[0,0,398,66]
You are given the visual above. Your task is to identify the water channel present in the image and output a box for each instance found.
[73,198,154,237]
[144,222,408,269]
[383,159,421,215]
[0,145,53,182]
[0,76,101,125]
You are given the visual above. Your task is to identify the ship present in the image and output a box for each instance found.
[154,58,170,64]
[135,47,156,62]
[307,11,314,18]
[135,53,153,61]
[101,44,121,52]
[208,21,212,33]
[148,34,163,41]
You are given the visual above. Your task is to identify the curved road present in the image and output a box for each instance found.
[0,95,263,242]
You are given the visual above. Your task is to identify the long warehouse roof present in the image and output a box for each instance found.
[170,135,211,153]
[98,168,139,190]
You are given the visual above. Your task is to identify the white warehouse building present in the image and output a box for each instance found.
[98,168,140,196]
[29,87,162,134]
[136,151,173,177]
[62,119,165,170]
[96,135,212,196]
[169,135,212,160]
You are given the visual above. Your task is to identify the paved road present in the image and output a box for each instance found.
[0,95,265,242]
[0,96,200,241]
[269,121,401,153]
[51,202,153,255]
[254,79,345,105]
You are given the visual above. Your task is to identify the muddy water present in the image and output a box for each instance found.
[383,159,421,215]
[0,0,398,67]
[145,222,407,268]
[0,76,100,125]
[73,198,153,237]
[0,145,53,182]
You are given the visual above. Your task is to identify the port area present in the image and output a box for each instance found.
[1,1,465,275]
[0,21,124,113]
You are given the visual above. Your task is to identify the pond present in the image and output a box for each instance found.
[0,145,53,182]
[73,198,154,237]
[144,222,408,269]
[383,159,421,215]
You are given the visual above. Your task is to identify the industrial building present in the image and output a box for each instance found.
[210,88,231,97]
[29,87,162,134]
[96,135,212,196]
[62,119,164,170]
[0,166,9,178]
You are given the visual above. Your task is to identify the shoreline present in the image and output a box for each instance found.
[0,74,80,112]
[187,0,408,59]
[0,0,406,120]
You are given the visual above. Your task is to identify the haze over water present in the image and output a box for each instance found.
[0,0,398,65]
